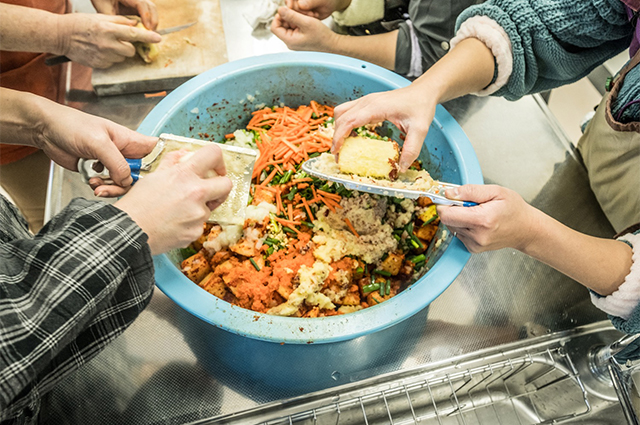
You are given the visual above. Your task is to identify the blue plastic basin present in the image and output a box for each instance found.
[139,52,483,393]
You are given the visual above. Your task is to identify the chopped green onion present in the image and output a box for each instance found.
[249,258,261,271]
[363,283,380,293]
[393,234,401,241]
[410,239,420,249]
[374,269,392,277]
[413,260,426,269]
[265,237,280,245]
[379,281,385,296]
[302,221,314,227]
[283,226,297,234]
[266,246,274,256]
[405,222,414,235]
[309,152,321,158]
[355,267,364,274]
[280,170,293,184]
[386,280,391,295]
[287,187,298,201]
[411,235,424,249]
[410,254,426,264]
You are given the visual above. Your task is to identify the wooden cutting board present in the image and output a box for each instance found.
[92,0,228,96]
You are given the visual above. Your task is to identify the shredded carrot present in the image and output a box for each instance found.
[344,218,359,237]
[274,216,301,227]
[224,133,235,139]
[292,177,313,184]
[276,190,283,214]
[287,203,294,222]
[323,196,342,209]
[144,90,167,98]
[317,189,341,201]
[260,168,278,186]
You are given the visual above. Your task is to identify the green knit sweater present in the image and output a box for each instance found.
[456,0,635,111]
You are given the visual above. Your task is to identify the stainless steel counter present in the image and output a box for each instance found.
[43,1,622,423]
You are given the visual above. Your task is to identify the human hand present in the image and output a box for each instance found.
[91,0,159,30]
[286,0,351,20]
[56,13,161,68]
[436,185,539,253]
[333,87,437,171]
[114,145,233,255]
[36,101,157,196]
[271,7,336,51]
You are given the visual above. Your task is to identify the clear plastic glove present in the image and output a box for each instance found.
[271,7,336,51]
[114,145,233,255]
[286,0,351,19]
[436,184,538,253]
[56,13,161,68]
[91,0,159,30]
[332,86,436,171]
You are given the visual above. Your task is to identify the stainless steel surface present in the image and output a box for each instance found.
[43,1,626,423]
[190,322,623,425]
[302,157,475,207]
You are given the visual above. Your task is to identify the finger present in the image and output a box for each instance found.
[110,40,137,58]
[107,125,158,158]
[103,15,138,26]
[113,23,162,43]
[137,3,159,30]
[271,13,287,35]
[93,184,130,198]
[398,125,428,171]
[155,150,190,171]
[277,6,310,28]
[183,144,227,178]
[444,184,498,203]
[203,176,233,206]
[332,98,387,153]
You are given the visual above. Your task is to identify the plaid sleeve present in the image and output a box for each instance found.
[0,196,154,422]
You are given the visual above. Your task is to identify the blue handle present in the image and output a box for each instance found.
[126,158,142,183]
[463,201,478,207]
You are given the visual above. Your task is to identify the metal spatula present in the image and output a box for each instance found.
[301,157,477,207]
[79,133,259,225]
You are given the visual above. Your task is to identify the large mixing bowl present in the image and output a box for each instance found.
[141,52,482,393]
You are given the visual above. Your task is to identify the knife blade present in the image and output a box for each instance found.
[156,21,196,35]
[45,21,196,66]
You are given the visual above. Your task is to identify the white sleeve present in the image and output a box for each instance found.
[332,0,385,27]
[449,16,513,96]
[590,232,640,320]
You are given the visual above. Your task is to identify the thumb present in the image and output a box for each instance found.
[182,144,227,178]
[278,6,311,27]
[444,184,495,204]
[398,128,427,171]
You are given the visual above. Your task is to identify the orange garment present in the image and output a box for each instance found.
[0,0,68,165]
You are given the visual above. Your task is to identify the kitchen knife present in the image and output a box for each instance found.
[44,21,196,66]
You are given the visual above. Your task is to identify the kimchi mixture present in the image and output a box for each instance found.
[179,102,442,317]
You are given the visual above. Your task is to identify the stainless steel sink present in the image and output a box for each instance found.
[191,322,629,425]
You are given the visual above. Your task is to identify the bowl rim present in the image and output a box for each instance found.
[140,52,483,344]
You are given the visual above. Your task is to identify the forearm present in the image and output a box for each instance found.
[522,207,633,296]
[410,37,494,104]
[0,3,63,54]
[331,31,398,71]
[0,88,54,149]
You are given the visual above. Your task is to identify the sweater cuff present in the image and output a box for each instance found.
[332,0,384,27]
[450,16,512,96]
[590,232,640,320]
